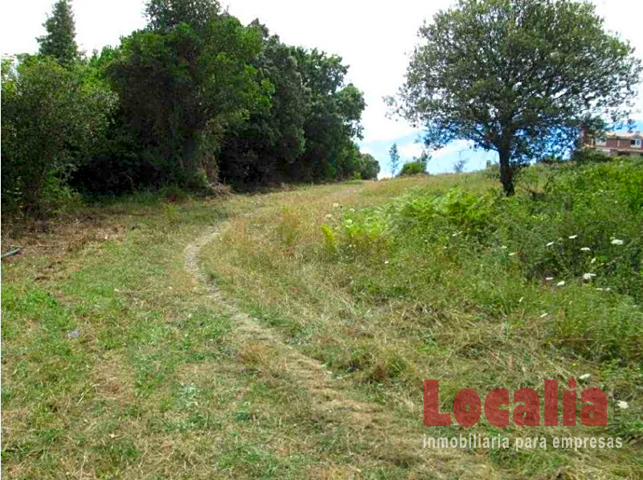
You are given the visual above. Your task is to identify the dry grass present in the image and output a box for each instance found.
[3,172,641,478]
[199,173,643,479]
[2,180,490,479]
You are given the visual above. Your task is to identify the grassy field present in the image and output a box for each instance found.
[2,163,642,479]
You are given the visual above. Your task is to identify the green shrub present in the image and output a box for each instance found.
[1,55,116,216]
[494,160,643,300]
[398,160,427,177]
[320,224,338,256]
[394,187,495,239]
[571,148,612,164]
[329,160,643,363]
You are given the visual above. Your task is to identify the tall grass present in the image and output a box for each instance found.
[322,160,643,363]
[198,164,643,478]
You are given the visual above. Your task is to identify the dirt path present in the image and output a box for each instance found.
[185,223,393,428]
[184,217,496,478]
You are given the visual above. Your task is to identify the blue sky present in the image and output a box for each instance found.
[360,133,498,177]
[362,120,643,178]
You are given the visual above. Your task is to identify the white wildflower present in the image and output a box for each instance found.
[546,242,555,247]
[518,297,524,303]
[501,245,508,250]
[556,281,566,287]
[611,239,624,245]
[591,257,597,264]
[509,252,517,257]
[580,247,591,252]
[617,400,629,410]
[384,261,389,265]
[545,277,554,281]
[540,313,548,318]
[568,235,578,240]
[579,373,591,381]
[582,273,596,281]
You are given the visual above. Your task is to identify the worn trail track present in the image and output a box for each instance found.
[184,219,494,478]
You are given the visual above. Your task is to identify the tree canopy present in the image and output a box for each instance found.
[2,0,377,214]
[105,13,271,188]
[1,56,116,213]
[357,153,381,180]
[392,0,642,195]
[37,0,79,66]
[145,0,222,33]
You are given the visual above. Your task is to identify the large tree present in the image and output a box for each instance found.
[293,48,366,181]
[392,0,642,195]
[145,0,221,33]
[106,6,270,187]
[218,24,310,185]
[37,0,79,66]
[358,152,381,180]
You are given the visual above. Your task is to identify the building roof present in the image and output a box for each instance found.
[605,131,643,139]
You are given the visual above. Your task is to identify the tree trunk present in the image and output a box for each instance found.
[498,148,515,196]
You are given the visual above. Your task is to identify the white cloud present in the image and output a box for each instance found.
[398,141,423,159]
[431,140,474,159]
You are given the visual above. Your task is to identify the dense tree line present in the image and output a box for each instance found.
[1,0,379,215]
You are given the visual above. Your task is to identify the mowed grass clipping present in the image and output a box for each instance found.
[200,162,643,479]
[2,189,485,479]
[3,161,643,479]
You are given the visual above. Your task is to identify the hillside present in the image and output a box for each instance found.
[2,161,642,479]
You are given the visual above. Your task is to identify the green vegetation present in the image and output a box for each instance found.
[199,159,643,478]
[37,0,79,66]
[398,151,430,177]
[1,55,116,215]
[390,0,642,195]
[3,0,643,477]
[2,0,377,216]
[3,155,642,478]
[356,153,381,180]
[389,143,400,177]
[399,161,428,177]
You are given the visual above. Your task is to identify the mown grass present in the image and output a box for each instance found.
[200,162,643,479]
[1,187,484,479]
[2,163,642,479]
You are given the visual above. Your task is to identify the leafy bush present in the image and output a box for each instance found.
[394,187,495,241]
[571,148,612,164]
[358,153,380,180]
[320,207,391,260]
[1,55,116,215]
[398,160,427,177]
[494,160,643,299]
